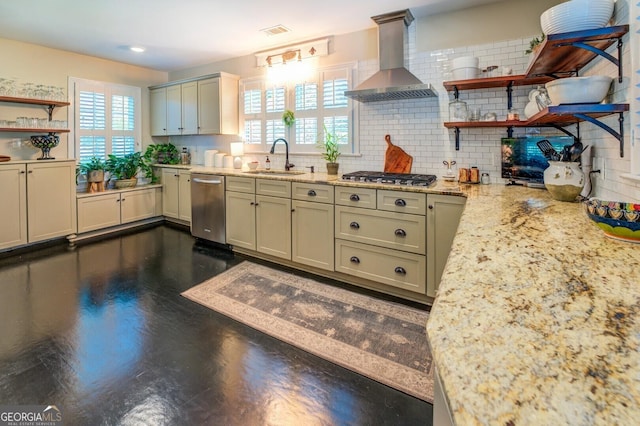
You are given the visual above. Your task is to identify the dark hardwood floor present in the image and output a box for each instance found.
[0,225,432,425]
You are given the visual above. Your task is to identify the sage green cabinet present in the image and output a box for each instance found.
[161,168,191,222]
[292,198,334,271]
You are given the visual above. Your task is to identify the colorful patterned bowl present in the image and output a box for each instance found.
[583,199,640,243]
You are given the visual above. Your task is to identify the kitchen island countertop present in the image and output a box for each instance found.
[427,183,640,425]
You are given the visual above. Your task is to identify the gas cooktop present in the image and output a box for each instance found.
[341,171,437,187]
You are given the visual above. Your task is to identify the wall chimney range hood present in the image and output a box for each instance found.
[344,9,437,103]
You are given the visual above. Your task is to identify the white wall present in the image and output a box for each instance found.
[0,38,168,161]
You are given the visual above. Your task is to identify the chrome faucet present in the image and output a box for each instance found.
[270,138,295,171]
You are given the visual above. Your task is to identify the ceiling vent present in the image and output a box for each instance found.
[344,10,437,103]
[261,25,291,36]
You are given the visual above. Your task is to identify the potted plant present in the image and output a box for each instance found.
[79,156,107,192]
[144,143,180,164]
[106,151,155,188]
[525,34,545,56]
[317,125,342,175]
[282,110,295,128]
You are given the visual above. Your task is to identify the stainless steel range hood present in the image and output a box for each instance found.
[345,9,437,103]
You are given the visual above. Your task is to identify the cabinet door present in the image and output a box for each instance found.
[27,161,76,243]
[256,195,291,260]
[426,194,466,298]
[181,81,198,135]
[77,193,121,233]
[198,77,221,134]
[178,170,191,222]
[292,200,334,271]
[225,191,256,249]
[0,164,27,249]
[121,189,158,223]
[162,168,180,219]
[166,84,182,135]
[150,87,167,136]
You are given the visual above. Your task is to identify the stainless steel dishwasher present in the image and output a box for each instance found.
[190,174,226,244]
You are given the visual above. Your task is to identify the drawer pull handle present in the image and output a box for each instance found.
[349,194,360,202]
[394,267,407,275]
[395,199,407,207]
[395,229,406,237]
[307,189,317,196]
[349,222,360,230]
[350,256,360,264]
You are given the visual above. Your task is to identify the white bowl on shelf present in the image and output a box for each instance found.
[540,0,614,35]
[545,76,613,105]
[451,67,481,80]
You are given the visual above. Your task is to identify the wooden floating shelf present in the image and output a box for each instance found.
[0,127,70,133]
[443,75,552,92]
[0,95,70,107]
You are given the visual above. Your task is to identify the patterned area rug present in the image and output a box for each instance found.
[181,261,433,402]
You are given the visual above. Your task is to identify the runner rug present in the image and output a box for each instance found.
[181,261,433,402]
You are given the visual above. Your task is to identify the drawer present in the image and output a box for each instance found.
[335,206,426,255]
[256,179,291,197]
[377,190,426,215]
[335,239,426,294]
[292,182,334,204]
[334,186,377,209]
[226,176,255,193]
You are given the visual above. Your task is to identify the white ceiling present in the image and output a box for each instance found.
[0,0,502,72]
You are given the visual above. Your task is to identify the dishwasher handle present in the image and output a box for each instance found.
[192,177,223,185]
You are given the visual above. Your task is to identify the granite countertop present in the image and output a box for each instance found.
[426,184,640,425]
[183,165,464,196]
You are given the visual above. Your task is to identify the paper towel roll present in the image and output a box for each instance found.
[223,155,234,169]
[214,153,226,168]
[204,150,218,167]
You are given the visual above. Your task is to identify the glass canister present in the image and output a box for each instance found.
[449,99,468,122]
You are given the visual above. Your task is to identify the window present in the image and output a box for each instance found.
[69,77,141,163]
[239,64,356,154]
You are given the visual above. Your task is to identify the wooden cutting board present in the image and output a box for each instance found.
[383,135,413,173]
[0,155,10,162]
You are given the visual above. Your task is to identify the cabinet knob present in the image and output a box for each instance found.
[395,199,407,207]
[307,189,317,196]
[254,202,259,206]
[250,202,255,205]
[394,267,407,275]
[350,256,360,264]
[291,209,295,212]
[394,229,407,237]
[174,174,179,177]
[349,221,360,230]
[28,170,33,174]
[19,170,26,174]
[428,204,434,210]
[349,194,360,202]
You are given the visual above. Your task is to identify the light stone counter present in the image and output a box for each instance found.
[426,184,640,425]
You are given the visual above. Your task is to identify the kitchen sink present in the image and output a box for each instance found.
[242,170,306,176]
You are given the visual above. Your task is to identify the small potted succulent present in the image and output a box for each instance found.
[317,125,342,175]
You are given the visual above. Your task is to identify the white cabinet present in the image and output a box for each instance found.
[426,194,466,298]
[161,168,191,222]
[149,73,239,136]
[166,81,198,135]
[0,163,27,250]
[77,187,161,234]
[291,182,334,271]
[225,177,291,260]
[0,160,76,250]
[150,87,168,136]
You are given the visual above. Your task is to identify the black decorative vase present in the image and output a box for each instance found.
[30,134,60,160]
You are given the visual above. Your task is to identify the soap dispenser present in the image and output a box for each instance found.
[265,156,271,170]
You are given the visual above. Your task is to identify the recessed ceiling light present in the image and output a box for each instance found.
[130,46,145,53]
[260,25,290,36]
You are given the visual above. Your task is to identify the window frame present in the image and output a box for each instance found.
[239,63,358,155]
[67,77,142,162]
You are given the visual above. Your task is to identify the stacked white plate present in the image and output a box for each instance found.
[540,0,614,35]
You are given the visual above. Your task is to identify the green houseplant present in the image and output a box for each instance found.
[106,152,154,188]
[79,157,107,183]
[317,125,342,175]
[144,143,180,164]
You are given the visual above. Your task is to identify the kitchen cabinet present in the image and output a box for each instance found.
[426,194,466,298]
[161,168,191,222]
[77,187,161,234]
[443,25,629,154]
[291,183,334,271]
[0,163,27,250]
[0,160,76,251]
[166,81,198,135]
[149,73,239,136]
[225,177,291,260]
